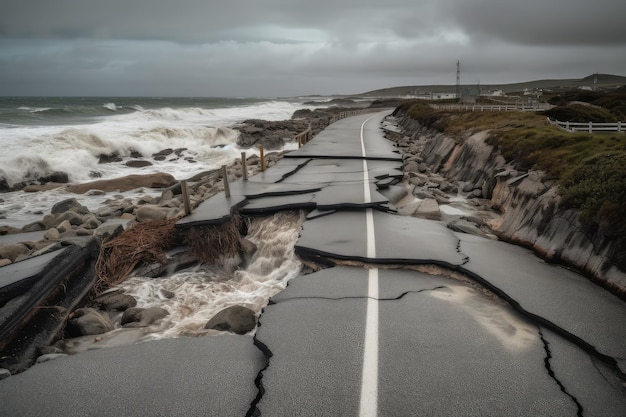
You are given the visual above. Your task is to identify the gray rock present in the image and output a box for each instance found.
[0,243,30,262]
[204,305,257,335]
[44,228,60,241]
[57,219,73,233]
[122,306,169,328]
[120,307,143,325]
[160,289,175,299]
[93,292,137,311]
[85,189,106,196]
[81,213,101,229]
[36,353,68,363]
[56,211,84,226]
[448,219,481,235]
[0,368,10,380]
[404,161,419,173]
[22,222,45,232]
[135,205,168,223]
[51,198,82,214]
[94,223,123,240]
[70,308,114,335]
[125,160,153,168]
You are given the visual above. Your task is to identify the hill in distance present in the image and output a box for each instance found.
[359,74,626,97]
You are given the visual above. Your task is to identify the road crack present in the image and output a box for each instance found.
[269,286,446,304]
[538,328,584,417]
[245,328,273,417]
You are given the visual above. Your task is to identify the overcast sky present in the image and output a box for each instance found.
[1,0,625,97]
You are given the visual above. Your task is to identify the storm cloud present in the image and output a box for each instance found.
[1,0,624,96]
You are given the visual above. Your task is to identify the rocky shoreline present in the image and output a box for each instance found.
[388,107,626,298]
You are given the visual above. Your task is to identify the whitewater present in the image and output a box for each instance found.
[0,97,320,226]
[1,97,331,346]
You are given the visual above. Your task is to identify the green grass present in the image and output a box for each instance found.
[396,100,626,237]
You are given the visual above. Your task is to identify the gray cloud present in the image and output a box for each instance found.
[1,0,625,96]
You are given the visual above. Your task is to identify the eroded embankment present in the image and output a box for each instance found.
[391,108,626,298]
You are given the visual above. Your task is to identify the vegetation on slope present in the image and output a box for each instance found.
[396,100,626,238]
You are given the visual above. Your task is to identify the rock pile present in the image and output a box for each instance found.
[0,151,288,267]
[381,118,497,240]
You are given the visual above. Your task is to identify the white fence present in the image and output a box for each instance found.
[431,103,551,112]
[547,117,624,133]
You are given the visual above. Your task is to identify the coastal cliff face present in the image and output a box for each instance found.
[393,109,626,297]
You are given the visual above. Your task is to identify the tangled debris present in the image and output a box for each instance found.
[94,218,179,296]
[185,215,243,264]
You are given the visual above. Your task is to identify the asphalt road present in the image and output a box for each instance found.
[2,111,625,416]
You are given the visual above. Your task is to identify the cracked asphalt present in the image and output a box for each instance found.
[2,111,626,416]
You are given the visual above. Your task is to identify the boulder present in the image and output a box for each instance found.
[136,205,168,223]
[0,243,30,262]
[65,173,177,194]
[44,228,60,241]
[39,171,69,184]
[204,305,257,335]
[93,292,137,311]
[70,308,114,335]
[51,198,82,214]
[22,222,45,232]
[122,307,169,327]
[57,220,73,233]
[55,211,84,226]
[126,160,153,168]
[94,223,124,240]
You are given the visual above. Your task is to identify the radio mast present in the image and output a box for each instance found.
[456,60,461,101]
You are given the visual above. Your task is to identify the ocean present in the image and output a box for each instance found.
[0,96,321,226]
[1,96,326,344]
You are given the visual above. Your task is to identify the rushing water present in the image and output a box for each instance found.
[118,211,306,340]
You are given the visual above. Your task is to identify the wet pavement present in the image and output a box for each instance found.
[2,111,625,416]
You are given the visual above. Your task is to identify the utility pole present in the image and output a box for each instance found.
[456,60,461,102]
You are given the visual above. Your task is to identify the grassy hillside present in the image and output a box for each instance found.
[396,100,626,238]
[363,74,626,97]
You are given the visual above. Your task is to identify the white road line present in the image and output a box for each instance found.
[359,116,379,417]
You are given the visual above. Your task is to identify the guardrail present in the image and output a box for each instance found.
[431,103,551,112]
[547,117,624,133]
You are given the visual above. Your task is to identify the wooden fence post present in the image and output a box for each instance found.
[221,165,230,197]
[241,152,248,181]
[180,180,191,215]
[589,122,592,133]
[260,145,265,172]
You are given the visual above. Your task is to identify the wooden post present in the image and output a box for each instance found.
[618,121,622,132]
[241,152,248,181]
[260,145,266,172]
[589,122,592,133]
[298,137,302,148]
[221,165,230,197]
[180,180,191,215]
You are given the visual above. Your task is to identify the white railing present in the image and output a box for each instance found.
[431,103,551,112]
[547,117,624,133]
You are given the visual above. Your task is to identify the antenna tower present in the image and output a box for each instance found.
[456,60,461,101]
